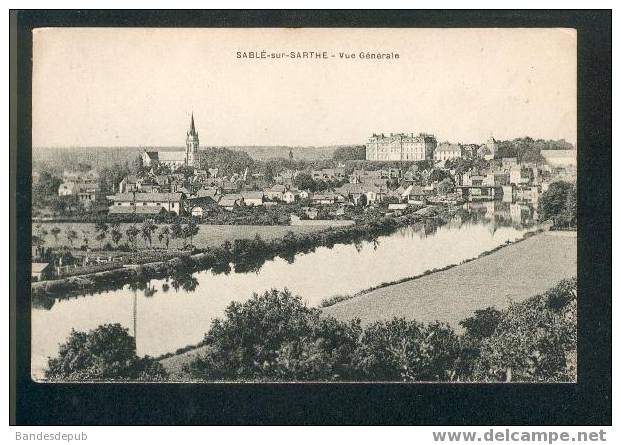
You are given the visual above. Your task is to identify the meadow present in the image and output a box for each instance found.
[34,222,330,250]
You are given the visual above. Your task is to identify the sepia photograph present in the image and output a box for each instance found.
[27,26,580,384]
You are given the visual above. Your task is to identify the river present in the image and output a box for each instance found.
[31,202,537,379]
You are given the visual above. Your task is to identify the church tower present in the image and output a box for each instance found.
[186,113,200,168]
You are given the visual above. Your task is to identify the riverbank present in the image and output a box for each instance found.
[33,223,331,250]
[322,231,577,329]
[31,205,453,299]
[319,226,553,307]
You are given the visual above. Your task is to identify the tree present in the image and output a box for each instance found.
[562,186,577,228]
[183,220,199,248]
[50,227,61,244]
[199,147,254,177]
[293,172,317,192]
[158,225,171,249]
[140,220,157,248]
[538,181,575,228]
[110,222,123,248]
[170,221,183,249]
[32,234,45,249]
[131,154,145,174]
[39,226,49,239]
[352,319,461,381]
[32,171,62,200]
[332,145,366,161]
[125,224,140,251]
[94,221,109,249]
[184,289,361,381]
[459,307,503,340]
[98,163,131,194]
[65,227,78,247]
[436,178,455,195]
[357,193,367,207]
[45,323,167,381]
[472,279,577,382]
[429,168,451,184]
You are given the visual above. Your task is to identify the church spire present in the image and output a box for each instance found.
[189,112,196,134]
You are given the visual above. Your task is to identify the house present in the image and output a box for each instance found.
[220,180,240,194]
[282,189,299,204]
[509,167,533,186]
[32,262,52,281]
[218,194,243,211]
[364,184,389,204]
[191,207,204,217]
[486,172,509,187]
[404,185,429,205]
[478,137,498,160]
[381,167,402,179]
[311,192,337,205]
[434,143,463,161]
[76,183,102,204]
[58,181,102,203]
[185,188,219,212]
[264,184,287,200]
[349,169,383,184]
[109,192,185,215]
[58,182,78,196]
[241,191,264,206]
[311,167,346,181]
[335,183,366,203]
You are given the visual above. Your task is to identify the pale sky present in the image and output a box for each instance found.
[32,28,576,148]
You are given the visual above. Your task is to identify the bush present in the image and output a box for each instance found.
[538,181,576,228]
[352,319,461,381]
[471,278,577,382]
[459,307,503,340]
[184,289,362,381]
[45,323,167,381]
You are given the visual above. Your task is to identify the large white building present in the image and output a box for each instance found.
[365,133,437,161]
[142,114,201,169]
[109,192,185,215]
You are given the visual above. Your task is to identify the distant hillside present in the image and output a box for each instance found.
[32,145,355,171]
[222,145,345,161]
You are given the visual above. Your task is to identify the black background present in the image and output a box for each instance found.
[10,10,612,425]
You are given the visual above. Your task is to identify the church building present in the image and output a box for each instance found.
[142,114,200,169]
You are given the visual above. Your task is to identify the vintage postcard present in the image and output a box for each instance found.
[29,27,577,383]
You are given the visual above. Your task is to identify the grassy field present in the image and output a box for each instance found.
[34,222,330,250]
[322,231,577,330]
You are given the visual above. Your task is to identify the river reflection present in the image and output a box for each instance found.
[31,203,535,379]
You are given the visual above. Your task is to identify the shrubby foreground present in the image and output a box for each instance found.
[44,278,576,382]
